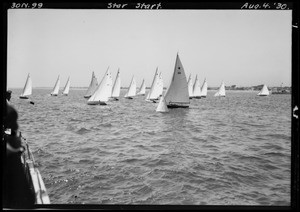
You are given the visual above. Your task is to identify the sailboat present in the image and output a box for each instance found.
[156,94,169,113]
[62,77,70,96]
[111,69,121,100]
[137,79,146,96]
[214,81,226,97]
[145,68,162,102]
[84,71,98,99]
[187,74,193,99]
[50,75,60,96]
[200,78,208,98]
[19,73,32,99]
[257,84,270,96]
[164,53,190,108]
[192,74,201,99]
[87,67,112,105]
[124,75,136,99]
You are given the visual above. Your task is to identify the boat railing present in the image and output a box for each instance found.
[20,132,51,205]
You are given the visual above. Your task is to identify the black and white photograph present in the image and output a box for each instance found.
[2,1,299,210]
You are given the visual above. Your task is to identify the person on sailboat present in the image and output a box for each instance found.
[6,90,12,102]
[3,102,35,208]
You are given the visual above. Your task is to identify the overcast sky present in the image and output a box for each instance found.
[7,9,292,89]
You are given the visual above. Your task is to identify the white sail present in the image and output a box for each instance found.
[164,54,190,108]
[124,75,136,98]
[84,71,98,98]
[51,75,60,96]
[62,77,70,95]
[214,81,226,97]
[137,79,146,96]
[187,74,193,98]
[87,67,112,105]
[111,69,121,99]
[146,68,159,101]
[156,95,169,113]
[192,74,201,98]
[257,84,270,96]
[146,68,162,101]
[20,73,32,99]
[200,78,208,97]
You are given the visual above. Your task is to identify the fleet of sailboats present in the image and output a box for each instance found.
[164,53,190,108]
[51,75,60,96]
[87,67,112,105]
[19,73,32,99]
[257,84,270,96]
[62,77,70,96]
[137,79,146,96]
[111,69,121,100]
[84,71,98,99]
[214,81,226,97]
[14,55,275,107]
[124,75,137,99]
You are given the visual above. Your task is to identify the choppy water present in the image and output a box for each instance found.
[9,89,291,205]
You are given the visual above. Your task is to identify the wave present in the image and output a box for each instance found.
[76,127,90,135]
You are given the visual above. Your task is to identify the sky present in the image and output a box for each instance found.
[7,9,292,89]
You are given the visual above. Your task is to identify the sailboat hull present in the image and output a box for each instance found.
[19,96,29,99]
[84,95,91,99]
[125,97,133,99]
[258,94,269,96]
[87,101,107,105]
[200,96,207,98]
[167,104,189,108]
[167,102,190,108]
[51,94,58,96]
[193,96,201,99]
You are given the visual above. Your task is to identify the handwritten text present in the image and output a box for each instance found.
[107,2,162,9]
[11,2,43,9]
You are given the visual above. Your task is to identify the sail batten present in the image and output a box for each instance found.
[164,54,190,108]
[20,73,32,99]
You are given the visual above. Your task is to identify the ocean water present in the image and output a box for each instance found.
[9,89,291,205]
